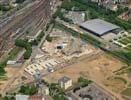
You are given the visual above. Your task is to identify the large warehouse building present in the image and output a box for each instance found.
[79,19,121,37]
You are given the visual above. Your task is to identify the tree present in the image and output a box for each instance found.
[19,85,38,95]
[15,39,27,48]
[30,39,38,45]
[15,0,25,3]
[46,35,53,42]
[53,94,67,100]
[15,39,32,59]
[24,50,32,59]
[0,66,6,75]
[30,85,38,95]
[78,77,92,85]
[3,96,9,100]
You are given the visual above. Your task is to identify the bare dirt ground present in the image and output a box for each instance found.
[43,52,125,83]
[103,77,126,93]
[43,51,127,98]
[5,66,20,78]
[0,66,19,93]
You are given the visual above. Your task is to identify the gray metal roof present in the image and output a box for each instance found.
[58,76,71,83]
[80,19,120,36]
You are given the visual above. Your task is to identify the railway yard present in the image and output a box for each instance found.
[0,0,52,58]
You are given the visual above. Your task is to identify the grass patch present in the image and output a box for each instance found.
[0,47,20,76]
[112,51,131,64]
[0,75,7,80]
[121,88,131,98]
[127,36,131,40]
[117,39,128,45]
[114,67,131,75]
[113,66,128,73]
[7,47,20,60]
[123,47,131,52]
[122,38,131,44]
[114,77,127,84]
[0,48,19,76]
[128,84,131,87]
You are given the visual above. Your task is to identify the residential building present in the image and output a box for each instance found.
[58,76,72,89]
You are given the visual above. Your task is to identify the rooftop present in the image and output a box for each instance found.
[15,95,29,100]
[80,19,120,36]
[59,76,71,83]
[28,95,42,100]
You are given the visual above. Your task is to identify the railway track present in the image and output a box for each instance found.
[0,0,52,57]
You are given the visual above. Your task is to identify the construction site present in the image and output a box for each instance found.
[21,19,131,99]
[0,23,97,96]
[25,28,95,76]
[41,23,131,99]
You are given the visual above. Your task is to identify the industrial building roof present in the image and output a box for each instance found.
[80,19,120,36]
